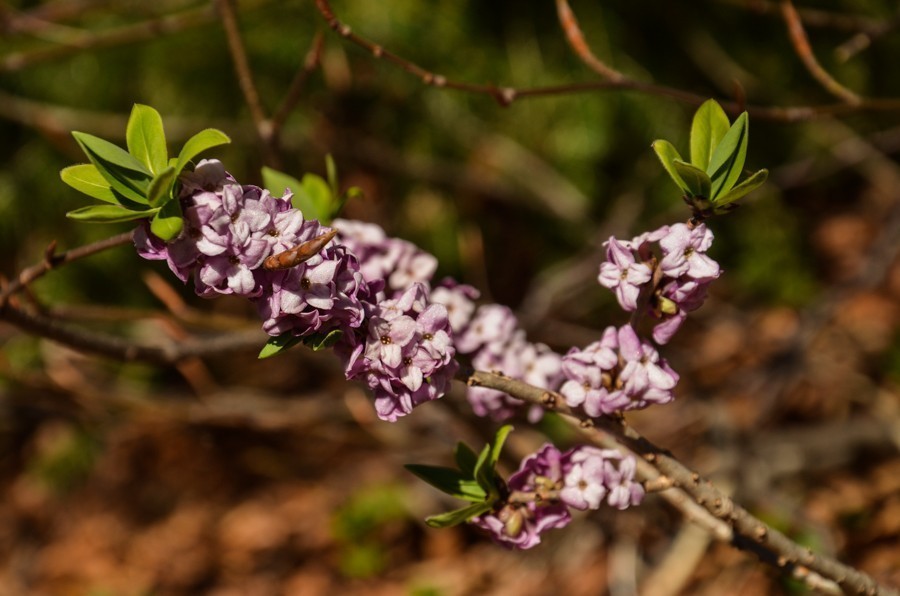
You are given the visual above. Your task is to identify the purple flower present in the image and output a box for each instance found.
[560,325,678,416]
[659,223,719,281]
[333,218,438,297]
[343,283,458,422]
[598,237,652,312]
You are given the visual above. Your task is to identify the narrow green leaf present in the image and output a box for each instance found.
[651,140,691,195]
[72,132,153,204]
[126,104,168,174]
[173,128,231,178]
[325,154,339,197]
[712,168,768,207]
[60,164,119,204]
[673,160,712,199]
[690,99,731,171]
[488,425,514,469]
[150,198,183,241]
[262,166,302,198]
[424,502,494,528]
[455,442,479,477]
[146,165,177,208]
[405,465,488,502]
[302,329,343,351]
[707,112,748,199]
[472,444,492,492]
[258,332,303,359]
[66,204,157,223]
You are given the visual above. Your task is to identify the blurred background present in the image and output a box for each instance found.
[1,0,899,593]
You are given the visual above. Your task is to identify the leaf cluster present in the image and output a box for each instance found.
[405,425,514,528]
[261,155,361,226]
[652,100,767,217]
[61,104,230,241]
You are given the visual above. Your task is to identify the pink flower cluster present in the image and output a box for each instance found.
[473,444,643,549]
[598,222,720,344]
[559,325,679,417]
[135,161,456,422]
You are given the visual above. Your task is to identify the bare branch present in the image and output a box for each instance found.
[780,0,862,104]
[312,0,900,122]
[0,230,135,307]
[554,0,623,82]
[271,31,324,138]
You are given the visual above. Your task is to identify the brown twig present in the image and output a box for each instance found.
[0,230,135,307]
[213,0,278,167]
[457,367,896,596]
[717,0,888,35]
[270,31,324,138]
[554,0,623,82]
[780,0,861,105]
[312,0,900,122]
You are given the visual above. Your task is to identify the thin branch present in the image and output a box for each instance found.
[213,0,272,146]
[716,0,887,35]
[457,367,896,596]
[0,302,265,365]
[1,2,226,74]
[312,0,900,122]
[0,230,135,307]
[780,0,861,105]
[554,0,623,82]
[270,31,324,137]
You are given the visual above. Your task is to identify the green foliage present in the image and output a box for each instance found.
[262,157,361,225]
[406,425,513,528]
[652,99,767,216]
[331,484,408,578]
[61,104,230,241]
[257,329,344,359]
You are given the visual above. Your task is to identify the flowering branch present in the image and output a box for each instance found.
[459,367,895,596]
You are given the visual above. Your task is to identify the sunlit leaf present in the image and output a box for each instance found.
[149,198,183,241]
[713,168,768,207]
[126,104,168,174]
[651,140,690,195]
[60,164,119,204]
[690,99,730,171]
[173,128,231,178]
[66,204,157,223]
[258,332,303,359]
[146,165,176,208]
[72,131,152,204]
[455,442,479,477]
[707,112,748,199]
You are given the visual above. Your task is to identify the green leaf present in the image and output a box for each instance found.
[72,132,153,204]
[455,442,479,477]
[651,140,691,195]
[489,425,513,469]
[297,174,333,223]
[690,99,731,171]
[405,465,488,502]
[262,166,301,198]
[424,502,494,529]
[325,154,339,197]
[146,165,177,208]
[60,164,119,204]
[302,329,343,351]
[712,168,768,207]
[673,160,712,199]
[126,104,168,175]
[150,198,183,241]
[173,128,231,178]
[258,332,304,359]
[707,112,748,199]
[66,204,157,223]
